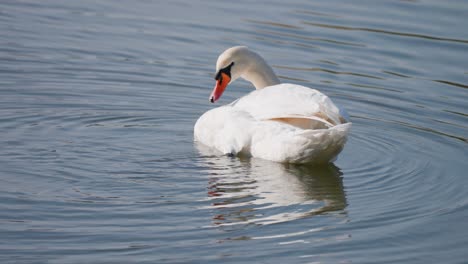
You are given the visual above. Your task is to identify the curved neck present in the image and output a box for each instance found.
[242,53,281,89]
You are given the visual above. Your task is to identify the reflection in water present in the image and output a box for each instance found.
[196,144,347,229]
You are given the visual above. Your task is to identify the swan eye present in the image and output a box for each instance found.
[214,71,222,81]
[215,62,235,81]
[215,71,223,83]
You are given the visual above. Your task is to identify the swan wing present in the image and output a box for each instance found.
[250,121,351,163]
[232,84,343,125]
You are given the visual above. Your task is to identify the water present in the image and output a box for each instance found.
[1,0,467,263]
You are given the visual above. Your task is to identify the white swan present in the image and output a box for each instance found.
[194,46,351,164]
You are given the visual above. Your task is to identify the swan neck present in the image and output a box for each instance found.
[243,53,281,89]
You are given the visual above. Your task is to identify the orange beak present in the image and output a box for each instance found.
[210,72,231,103]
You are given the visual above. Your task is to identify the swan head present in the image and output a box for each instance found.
[210,46,250,103]
[209,46,280,103]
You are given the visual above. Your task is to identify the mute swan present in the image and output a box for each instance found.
[194,46,351,164]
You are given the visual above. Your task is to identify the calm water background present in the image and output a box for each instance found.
[1,0,467,263]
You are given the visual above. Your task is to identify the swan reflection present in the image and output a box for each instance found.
[196,144,347,228]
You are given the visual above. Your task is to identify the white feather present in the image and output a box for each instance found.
[194,47,351,164]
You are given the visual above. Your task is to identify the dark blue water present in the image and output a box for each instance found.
[1,0,467,263]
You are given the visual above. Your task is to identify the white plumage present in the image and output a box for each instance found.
[194,46,351,164]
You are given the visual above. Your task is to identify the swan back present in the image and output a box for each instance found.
[233,84,343,125]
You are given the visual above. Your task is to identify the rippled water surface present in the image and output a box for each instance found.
[1,0,467,263]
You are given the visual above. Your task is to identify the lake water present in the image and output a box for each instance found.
[1,0,467,263]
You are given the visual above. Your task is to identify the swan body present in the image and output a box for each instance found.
[194,46,351,164]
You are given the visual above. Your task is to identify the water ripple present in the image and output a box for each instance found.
[274,65,384,80]
[1,0,467,263]
[302,21,468,44]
